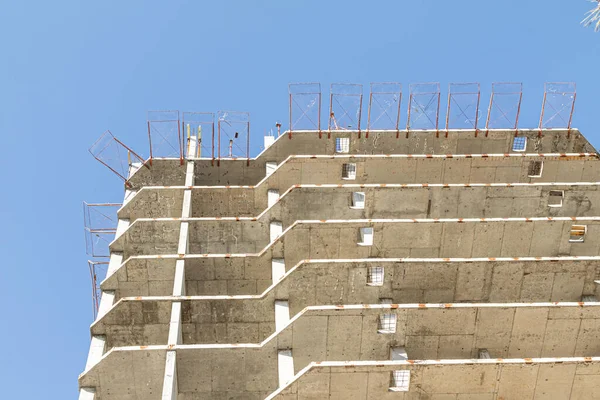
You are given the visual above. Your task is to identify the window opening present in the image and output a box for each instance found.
[358,227,373,246]
[342,163,357,180]
[548,190,564,207]
[569,225,587,243]
[367,267,384,286]
[528,161,543,178]
[336,137,350,153]
[351,192,365,209]
[512,136,527,152]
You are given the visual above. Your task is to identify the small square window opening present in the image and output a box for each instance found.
[548,190,564,208]
[351,192,365,209]
[342,163,357,180]
[336,137,350,153]
[367,267,384,286]
[512,136,527,152]
[478,349,491,359]
[358,227,373,246]
[569,225,587,243]
[378,313,397,333]
[528,161,543,178]
[389,370,410,392]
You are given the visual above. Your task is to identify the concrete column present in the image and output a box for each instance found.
[266,161,277,177]
[105,252,123,281]
[270,221,283,242]
[277,349,294,388]
[78,387,95,400]
[274,300,290,331]
[267,189,280,208]
[96,291,115,320]
[271,259,286,284]
[161,136,196,400]
[84,335,106,371]
[162,351,178,400]
[115,218,130,239]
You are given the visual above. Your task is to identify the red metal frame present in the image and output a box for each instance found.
[88,130,146,188]
[83,202,121,258]
[289,83,322,138]
[328,83,363,139]
[445,82,481,137]
[182,112,215,164]
[538,82,576,137]
[147,110,183,166]
[366,82,402,138]
[217,111,250,166]
[88,260,109,319]
[485,82,523,137]
[406,83,440,137]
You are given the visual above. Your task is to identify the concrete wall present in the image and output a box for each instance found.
[112,219,600,259]
[109,219,600,293]
[126,129,597,188]
[130,154,598,189]
[78,348,166,400]
[87,304,600,399]
[92,303,600,361]
[103,257,598,302]
[119,184,600,221]
[271,359,600,400]
[103,257,176,298]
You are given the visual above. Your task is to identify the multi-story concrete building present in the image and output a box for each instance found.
[79,83,600,399]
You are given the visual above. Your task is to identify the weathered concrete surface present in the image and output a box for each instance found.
[268,358,600,400]
[102,257,177,298]
[128,152,598,189]
[83,304,600,399]
[109,218,600,270]
[119,183,600,221]
[101,257,600,300]
[78,347,166,400]
[92,302,600,360]
[82,127,600,400]
[126,129,597,188]
[101,257,598,304]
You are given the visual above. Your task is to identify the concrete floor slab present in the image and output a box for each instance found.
[267,358,600,400]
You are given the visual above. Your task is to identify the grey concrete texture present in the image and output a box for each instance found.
[86,304,600,398]
[119,184,600,221]
[102,258,599,300]
[110,219,600,268]
[126,129,597,188]
[127,153,598,190]
[271,359,600,400]
[79,347,166,399]
[93,260,600,346]
[82,128,600,399]
[102,257,177,298]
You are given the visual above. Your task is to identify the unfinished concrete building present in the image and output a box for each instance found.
[80,82,600,399]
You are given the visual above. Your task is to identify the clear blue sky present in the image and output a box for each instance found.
[1,1,599,398]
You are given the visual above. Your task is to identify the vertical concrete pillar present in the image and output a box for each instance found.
[274,300,290,331]
[270,221,283,242]
[105,252,123,281]
[267,189,280,208]
[96,291,115,320]
[162,351,178,400]
[266,161,277,177]
[161,136,196,400]
[277,349,294,388]
[84,335,106,371]
[78,387,95,400]
[271,259,286,284]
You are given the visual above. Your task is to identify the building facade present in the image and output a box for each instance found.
[80,126,600,399]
